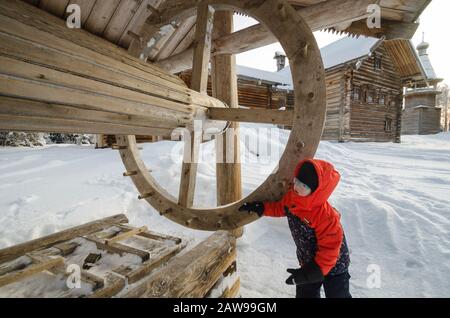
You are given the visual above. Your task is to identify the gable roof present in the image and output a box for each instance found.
[236,65,292,86]
[239,36,431,90]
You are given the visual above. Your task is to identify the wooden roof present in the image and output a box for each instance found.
[23,0,431,68]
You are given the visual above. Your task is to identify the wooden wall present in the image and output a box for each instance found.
[349,44,403,142]
[402,107,441,135]
[321,67,351,142]
[405,92,437,109]
[179,71,287,110]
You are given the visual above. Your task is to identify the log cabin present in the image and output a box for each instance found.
[278,37,430,142]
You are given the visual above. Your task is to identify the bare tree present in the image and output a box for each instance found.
[438,84,449,132]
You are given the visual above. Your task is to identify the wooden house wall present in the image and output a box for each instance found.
[405,93,437,109]
[179,72,286,110]
[401,109,420,135]
[321,67,351,142]
[349,44,403,142]
[402,107,441,135]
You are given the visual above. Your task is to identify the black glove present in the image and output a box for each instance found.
[285,261,324,285]
[238,201,264,217]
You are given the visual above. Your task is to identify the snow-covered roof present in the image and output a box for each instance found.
[278,37,381,78]
[236,65,291,86]
[318,36,380,70]
[239,37,382,90]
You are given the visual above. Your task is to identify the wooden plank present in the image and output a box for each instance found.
[114,243,186,284]
[0,256,64,288]
[124,231,236,298]
[117,224,182,244]
[0,214,128,264]
[178,3,214,208]
[190,3,214,94]
[88,273,126,298]
[0,97,179,131]
[103,0,142,43]
[105,226,148,245]
[84,235,150,262]
[84,0,121,36]
[39,0,69,18]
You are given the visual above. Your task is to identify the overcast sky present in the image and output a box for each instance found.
[234,0,450,85]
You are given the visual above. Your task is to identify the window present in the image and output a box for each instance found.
[352,86,361,101]
[385,118,392,132]
[374,56,382,70]
[379,93,386,105]
[367,89,376,104]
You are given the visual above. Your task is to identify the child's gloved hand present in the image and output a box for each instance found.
[285,261,324,285]
[238,202,264,217]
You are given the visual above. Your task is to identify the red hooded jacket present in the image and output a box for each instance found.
[263,159,344,276]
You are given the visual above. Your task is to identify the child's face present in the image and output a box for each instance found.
[293,178,312,197]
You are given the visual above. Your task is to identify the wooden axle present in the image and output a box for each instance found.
[0,0,228,136]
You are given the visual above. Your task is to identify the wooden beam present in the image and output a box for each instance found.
[113,243,186,284]
[104,226,148,245]
[0,256,64,288]
[337,19,420,40]
[156,0,376,73]
[84,235,151,261]
[0,214,128,264]
[178,2,214,208]
[123,231,236,297]
[208,108,294,126]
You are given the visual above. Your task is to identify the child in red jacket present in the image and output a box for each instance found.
[239,159,351,298]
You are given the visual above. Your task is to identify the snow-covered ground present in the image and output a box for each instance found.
[0,126,449,298]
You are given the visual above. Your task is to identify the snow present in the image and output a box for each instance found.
[280,37,380,79]
[0,126,449,298]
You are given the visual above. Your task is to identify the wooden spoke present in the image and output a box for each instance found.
[208,108,294,126]
[178,125,203,207]
[178,2,215,207]
[190,2,215,93]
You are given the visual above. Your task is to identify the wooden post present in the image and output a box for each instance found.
[211,11,243,238]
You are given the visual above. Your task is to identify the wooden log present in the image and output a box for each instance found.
[0,0,227,135]
[123,231,236,298]
[0,214,128,264]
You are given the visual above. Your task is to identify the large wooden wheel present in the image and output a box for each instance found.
[117,0,326,231]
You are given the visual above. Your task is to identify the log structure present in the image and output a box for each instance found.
[0,215,239,298]
[0,0,431,230]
